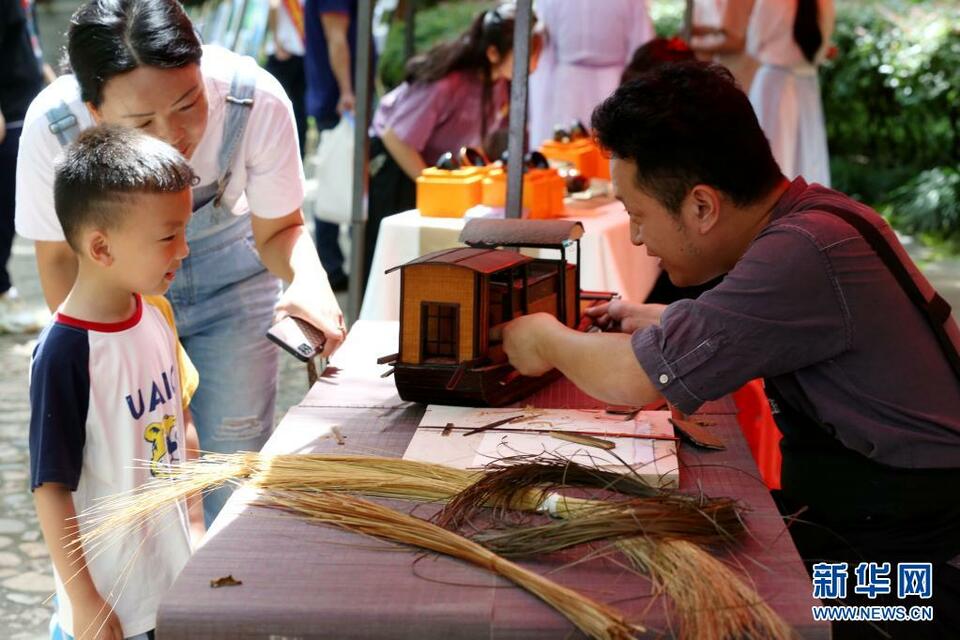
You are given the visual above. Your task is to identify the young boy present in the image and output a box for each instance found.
[30,125,199,640]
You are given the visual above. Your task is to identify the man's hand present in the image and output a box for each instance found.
[71,589,123,640]
[336,92,356,115]
[0,111,6,145]
[274,42,292,61]
[497,313,562,377]
[584,299,666,334]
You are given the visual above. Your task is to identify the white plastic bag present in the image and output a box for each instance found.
[307,114,357,224]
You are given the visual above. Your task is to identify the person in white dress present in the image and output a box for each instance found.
[746,0,835,186]
[691,0,758,93]
[527,0,653,146]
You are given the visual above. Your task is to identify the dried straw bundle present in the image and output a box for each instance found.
[78,453,593,551]
[258,489,642,640]
[77,453,787,639]
[472,495,744,557]
[248,453,479,500]
[617,538,794,640]
[75,452,255,561]
[436,458,663,529]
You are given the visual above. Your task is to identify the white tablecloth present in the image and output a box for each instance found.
[359,201,661,321]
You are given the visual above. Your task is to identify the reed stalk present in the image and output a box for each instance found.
[617,538,794,639]
[259,489,642,640]
[473,495,743,556]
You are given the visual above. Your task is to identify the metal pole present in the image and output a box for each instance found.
[403,0,417,62]
[682,0,694,42]
[347,0,374,324]
[504,0,533,220]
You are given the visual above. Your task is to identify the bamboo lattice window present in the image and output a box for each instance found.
[421,302,459,361]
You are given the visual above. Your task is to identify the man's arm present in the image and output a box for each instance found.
[320,11,355,113]
[35,240,79,311]
[251,208,346,355]
[500,313,660,406]
[34,483,123,640]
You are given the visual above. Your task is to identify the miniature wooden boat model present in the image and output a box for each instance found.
[387,218,607,406]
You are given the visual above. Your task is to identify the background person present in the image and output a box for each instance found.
[16,0,345,525]
[690,0,758,92]
[527,0,653,146]
[747,0,835,186]
[304,0,360,292]
[364,3,540,286]
[0,0,54,332]
[266,0,307,154]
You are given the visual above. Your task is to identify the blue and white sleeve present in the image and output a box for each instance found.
[29,325,90,491]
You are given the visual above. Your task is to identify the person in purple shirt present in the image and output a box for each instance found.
[497,62,960,637]
[364,3,540,286]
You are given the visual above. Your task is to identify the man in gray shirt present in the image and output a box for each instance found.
[499,62,960,637]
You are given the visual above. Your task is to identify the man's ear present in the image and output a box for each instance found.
[686,184,722,234]
[85,229,114,267]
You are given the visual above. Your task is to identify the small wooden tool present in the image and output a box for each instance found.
[669,418,726,450]
[549,431,616,450]
[461,413,543,437]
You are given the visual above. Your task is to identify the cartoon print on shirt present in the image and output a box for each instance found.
[144,415,180,477]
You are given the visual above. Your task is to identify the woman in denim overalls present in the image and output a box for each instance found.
[23,0,346,527]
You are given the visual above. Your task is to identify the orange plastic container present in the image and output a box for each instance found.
[539,138,610,180]
[480,167,565,219]
[416,167,488,218]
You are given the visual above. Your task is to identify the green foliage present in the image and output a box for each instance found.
[821,1,960,168]
[886,167,960,237]
[650,0,684,38]
[378,0,494,91]
[821,0,960,245]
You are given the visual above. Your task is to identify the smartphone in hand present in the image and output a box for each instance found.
[266,316,326,362]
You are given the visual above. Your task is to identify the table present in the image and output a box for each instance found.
[158,321,828,639]
[359,201,662,322]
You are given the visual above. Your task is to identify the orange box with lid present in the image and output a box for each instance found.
[480,167,566,219]
[539,138,610,180]
[415,166,490,218]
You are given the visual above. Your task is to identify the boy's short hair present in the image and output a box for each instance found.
[592,61,782,214]
[54,125,196,251]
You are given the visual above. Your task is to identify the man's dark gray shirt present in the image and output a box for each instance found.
[632,178,960,469]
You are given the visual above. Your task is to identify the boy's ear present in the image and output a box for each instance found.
[85,229,114,267]
[85,102,103,124]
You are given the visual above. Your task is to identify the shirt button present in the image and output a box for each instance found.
[658,374,669,384]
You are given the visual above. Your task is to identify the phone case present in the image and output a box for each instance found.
[266,316,326,362]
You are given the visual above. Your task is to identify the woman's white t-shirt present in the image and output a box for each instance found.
[15,45,305,242]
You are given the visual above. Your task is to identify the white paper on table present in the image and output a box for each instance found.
[471,432,656,470]
[405,405,679,486]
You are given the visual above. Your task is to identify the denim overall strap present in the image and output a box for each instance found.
[44,101,80,147]
[213,58,258,211]
[186,59,258,241]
